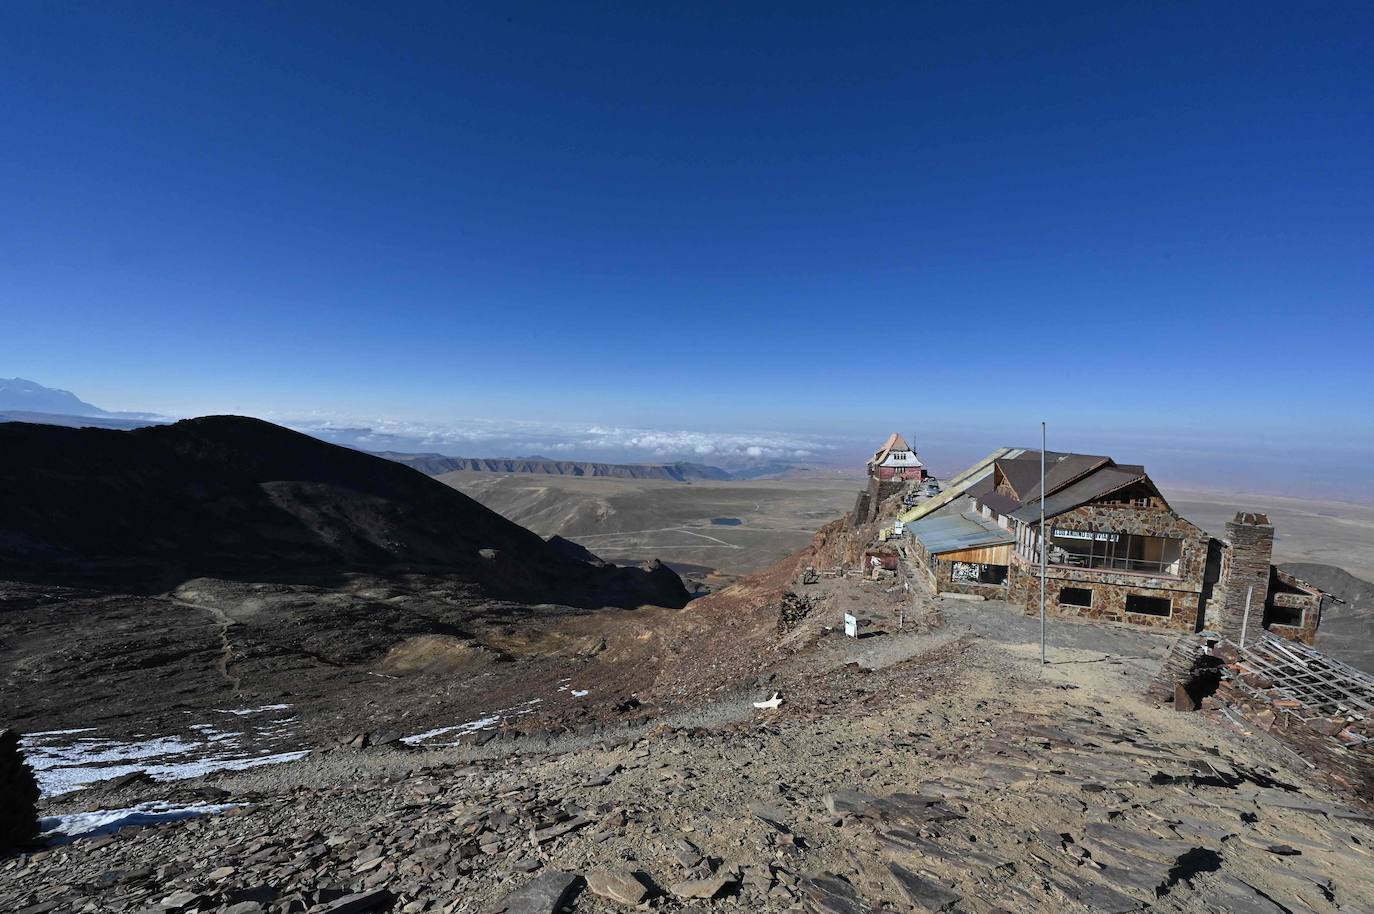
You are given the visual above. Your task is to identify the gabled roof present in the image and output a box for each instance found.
[1009,464,1156,524]
[1022,453,1115,503]
[991,451,1112,502]
[870,432,915,467]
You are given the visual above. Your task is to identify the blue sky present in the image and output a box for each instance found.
[3,3,1372,494]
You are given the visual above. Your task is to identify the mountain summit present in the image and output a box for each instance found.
[0,378,108,416]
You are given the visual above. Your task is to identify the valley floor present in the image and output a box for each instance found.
[7,599,1373,914]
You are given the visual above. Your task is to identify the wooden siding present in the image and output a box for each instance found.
[937,543,1013,565]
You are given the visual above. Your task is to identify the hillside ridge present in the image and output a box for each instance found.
[374,451,733,481]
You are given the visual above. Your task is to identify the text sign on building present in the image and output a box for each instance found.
[844,613,858,638]
[1053,528,1120,543]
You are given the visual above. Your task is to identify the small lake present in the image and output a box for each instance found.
[710,517,743,526]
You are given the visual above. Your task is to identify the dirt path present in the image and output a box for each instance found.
[175,598,242,692]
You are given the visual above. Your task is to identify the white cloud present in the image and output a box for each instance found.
[282,414,840,467]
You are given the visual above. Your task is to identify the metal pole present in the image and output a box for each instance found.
[1240,585,1253,648]
[1040,421,1047,665]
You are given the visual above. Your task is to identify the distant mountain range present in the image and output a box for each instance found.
[0,378,162,423]
[0,377,108,416]
[374,451,735,482]
[0,380,821,481]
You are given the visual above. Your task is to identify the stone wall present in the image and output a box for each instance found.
[1008,501,1212,633]
[1263,568,1323,645]
[1009,562,1203,631]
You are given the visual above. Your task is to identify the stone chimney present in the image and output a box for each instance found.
[1216,512,1274,642]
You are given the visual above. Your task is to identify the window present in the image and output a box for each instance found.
[1059,586,1093,607]
[951,562,1008,585]
[1048,529,1183,576]
[1264,604,1304,627]
[1126,594,1171,617]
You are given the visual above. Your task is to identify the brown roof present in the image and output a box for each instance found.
[870,432,914,467]
[979,491,1023,517]
[992,450,1110,502]
[1010,464,1159,524]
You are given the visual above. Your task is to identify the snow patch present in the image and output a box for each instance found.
[20,714,308,797]
[213,703,291,716]
[401,716,501,747]
[40,801,240,841]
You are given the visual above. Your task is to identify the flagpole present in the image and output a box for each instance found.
[1040,421,1047,666]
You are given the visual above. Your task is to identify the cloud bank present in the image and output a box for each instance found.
[284,415,846,468]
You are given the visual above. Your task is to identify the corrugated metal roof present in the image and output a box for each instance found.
[910,510,1015,555]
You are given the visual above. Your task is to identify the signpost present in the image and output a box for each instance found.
[844,613,858,638]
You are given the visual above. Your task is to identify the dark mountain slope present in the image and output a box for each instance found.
[373,451,733,481]
[0,416,689,609]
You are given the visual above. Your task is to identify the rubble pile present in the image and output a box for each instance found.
[0,729,40,851]
[1210,640,1374,808]
[775,591,814,635]
[1150,632,1374,810]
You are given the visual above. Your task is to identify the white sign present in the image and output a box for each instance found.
[1053,528,1119,543]
[844,613,858,638]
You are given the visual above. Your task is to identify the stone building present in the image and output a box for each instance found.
[903,449,1327,642]
[1206,512,1325,644]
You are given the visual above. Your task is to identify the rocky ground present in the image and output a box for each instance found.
[6,590,1374,914]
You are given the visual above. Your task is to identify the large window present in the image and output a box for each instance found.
[951,562,1008,585]
[1126,594,1171,617]
[1059,586,1093,607]
[1048,529,1183,576]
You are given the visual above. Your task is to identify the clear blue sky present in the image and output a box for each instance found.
[3,3,1372,487]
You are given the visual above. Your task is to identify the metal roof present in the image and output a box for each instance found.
[897,447,1024,523]
[1009,465,1148,524]
[910,509,1015,555]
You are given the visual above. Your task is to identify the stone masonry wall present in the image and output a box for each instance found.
[1009,501,1212,633]
[1264,569,1322,645]
[1216,516,1274,642]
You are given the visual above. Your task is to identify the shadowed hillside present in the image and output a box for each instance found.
[0,416,689,610]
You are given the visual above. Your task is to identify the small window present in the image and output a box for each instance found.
[1264,604,1304,627]
[1126,594,1171,617]
[1059,587,1093,607]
